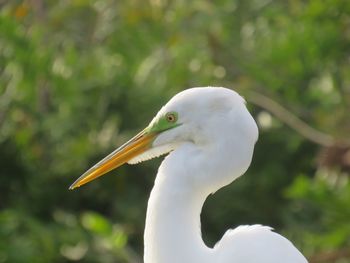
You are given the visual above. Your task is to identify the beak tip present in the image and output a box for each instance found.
[69,183,78,190]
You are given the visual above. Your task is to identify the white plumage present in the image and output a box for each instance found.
[142,87,307,263]
[70,87,308,263]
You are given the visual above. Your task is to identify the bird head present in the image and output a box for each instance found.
[69,87,258,190]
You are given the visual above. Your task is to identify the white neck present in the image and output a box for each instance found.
[143,127,255,263]
[143,155,212,263]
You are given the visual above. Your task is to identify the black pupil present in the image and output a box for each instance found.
[168,115,174,121]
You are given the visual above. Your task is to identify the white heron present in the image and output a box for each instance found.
[70,87,308,263]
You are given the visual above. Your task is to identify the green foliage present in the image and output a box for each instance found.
[0,209,132,262]
[286,173,350,253]
[1,0,350,262]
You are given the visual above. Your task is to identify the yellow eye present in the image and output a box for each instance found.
[165,112,177,123]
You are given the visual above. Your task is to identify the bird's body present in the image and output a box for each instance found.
[70,87,308,263]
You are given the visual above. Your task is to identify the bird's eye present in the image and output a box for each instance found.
[165,112,177,123]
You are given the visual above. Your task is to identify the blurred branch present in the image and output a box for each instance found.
[207,31,350,147]
[245,90,350,147]
[309,247,350,263]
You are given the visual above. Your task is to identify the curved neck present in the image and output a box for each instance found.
[143,147,213,263]
[144,177,211,263]
[143,136,254,263]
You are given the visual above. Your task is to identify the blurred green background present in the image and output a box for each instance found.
[1,0,350,262]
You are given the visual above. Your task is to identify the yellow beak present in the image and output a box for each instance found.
[69,129,156,190]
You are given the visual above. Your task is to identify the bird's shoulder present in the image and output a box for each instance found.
[213,224,308,263]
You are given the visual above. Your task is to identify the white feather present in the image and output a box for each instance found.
[127,144,176,164]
